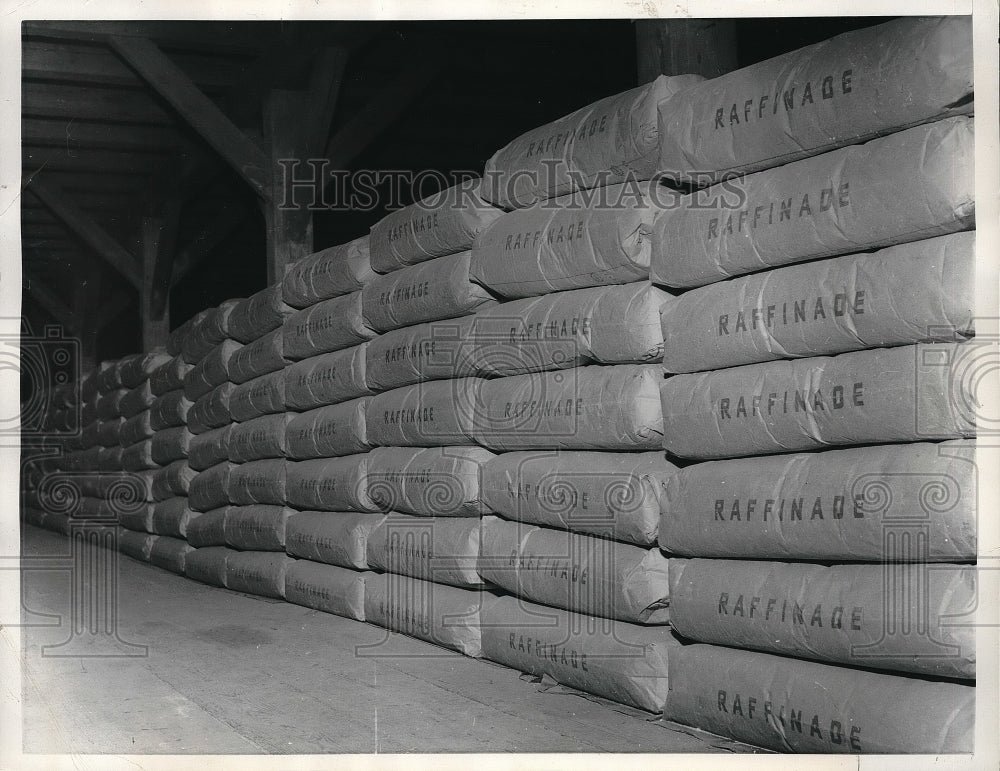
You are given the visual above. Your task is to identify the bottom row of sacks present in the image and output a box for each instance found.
[114,527,974,755]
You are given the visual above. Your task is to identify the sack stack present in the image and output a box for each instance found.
[651,16,976,753]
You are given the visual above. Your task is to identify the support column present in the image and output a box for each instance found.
[635,19,738,82]
[140,216,170,351]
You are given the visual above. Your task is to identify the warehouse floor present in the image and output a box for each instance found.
[18,525,751,755]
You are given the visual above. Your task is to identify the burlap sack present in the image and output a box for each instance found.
[117,501,154,533]
[149,354,193,396]
[121,439,157,471]
[366,445,494,518]
[184,546,231,587]
[188,424,233,471]
[474,364,664,451]
[230,370,285,422]
[366,378,484,447]
[96,388,127,421]
[471,183,674,299]
[365,315,478,391]
[285,510,387,569]
[187,382,235,435]
[664,643,974,753]
[97,446,123,471]
[660,342,976,459]
[481,595,679,713]
[151,496,195,538]
[96,358,125,392]
[669,557,974,680]
[188,461,235,512]
[660,439,976,561]
[227,286,294,344]
[228,328,287,385]
[151,460,197,501]
[186,506,229,548]
[226,551,294,599]
[227,459,286,506]
[284,561,368,621]
[283,291,375,361]
[183,339,241,402]
[120,380,156,419]
[284,344,372,411]
[168,309,209,358]
[652,117,975,289]
[181,300,240,363]
[361,251,496,333]
[469,281,667,375]
[657,16,973,183]
[118,528,154,561]
[285,455,378,512]
[366,514,482,588]
[223,504,293,551]
[369,179,504,272]
[364,573,487,657]
[150,426,192,465]
[96,416,124,447]
[148,535,194,575]
[228,413,291,462]
[149,389,193,430]
[285,398,370,460]
[481,450,671,546]
[479,516,670,624]
[482,74,703,209]
[660,231,976,373]
[282,236,376,309]
[120,352,171,389]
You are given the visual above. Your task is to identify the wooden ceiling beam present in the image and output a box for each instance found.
[22,82,174,124]
[28,176,142,289]
[22,146,166,175]
[22,21,273,53]
[21,118,181,152]
[22,40,244,91]
[110,35,271,200]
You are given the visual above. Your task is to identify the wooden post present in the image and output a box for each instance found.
[263,89,314,286]
[140,216,170,350]
[635,19,738,82]
[73,265,103,372]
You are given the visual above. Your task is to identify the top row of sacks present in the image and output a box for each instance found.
[281,17,972,303]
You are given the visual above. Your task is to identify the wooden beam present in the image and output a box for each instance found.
[635,19,738,82]
[22,40,245,91]
[21,119,181,153]
[302,47,349,158]
[23,146,166,175]
[324,60,443,172]
[23,275,74,329]
[140,216,170,349]
[22,82,174,124]
[145,200,181,320]
[28,176,141,288]
[23,21,276,52]
[73,262,104,371]
[110,35,271,200]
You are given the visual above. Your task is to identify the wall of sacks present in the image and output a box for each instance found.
[22,16,977,754]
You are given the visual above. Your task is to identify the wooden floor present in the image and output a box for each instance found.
[17,525,754,756]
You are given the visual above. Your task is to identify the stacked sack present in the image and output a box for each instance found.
[470,77,699,709]
[178,291,295,594]
[354,181,501,656]
[651,16,976,753]
[116,351,173,565]
[276,236,380,622]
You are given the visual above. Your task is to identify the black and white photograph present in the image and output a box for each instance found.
[2,1,998,767]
